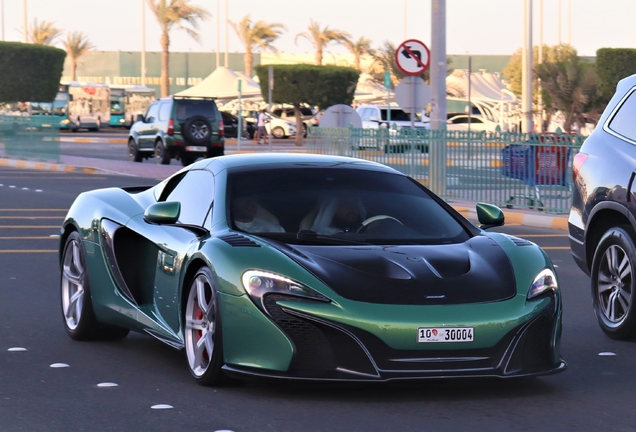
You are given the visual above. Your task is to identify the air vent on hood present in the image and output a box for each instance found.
[218,233,261,247]
[506,235,532,247]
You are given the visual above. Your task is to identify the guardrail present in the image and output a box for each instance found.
[307,126,586,214]
[0,114,60,162]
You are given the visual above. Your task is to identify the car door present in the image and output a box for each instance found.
[136,102,160,150]
[123,169,215,343]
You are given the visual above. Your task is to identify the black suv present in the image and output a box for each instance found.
[128,96,224,165]
[569,74,636,340]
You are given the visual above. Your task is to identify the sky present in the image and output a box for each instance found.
[0,0,634,57]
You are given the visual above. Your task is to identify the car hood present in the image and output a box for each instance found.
[270,235,516,305]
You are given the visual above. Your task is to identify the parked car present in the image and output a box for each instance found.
[356,105,430,131]
[272,106,319,134]
[569,73,636,340]
[220,111,255,140]
[128,96,224,166]
[60,153,565,386]
[243,110,296,139]
[447,114,500,132]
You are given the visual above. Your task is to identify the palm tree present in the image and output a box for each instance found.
[535,58,597,132]
[27,19,62,45]
[295,20,350,66]
[147,0,210,96]
[62,32,95,81]
[343,36,375,71]
[230,15,286,77]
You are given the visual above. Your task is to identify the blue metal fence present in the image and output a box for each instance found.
[0,114,60,162]
[307,126,585,214]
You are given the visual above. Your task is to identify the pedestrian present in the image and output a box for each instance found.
[255,109,268,145]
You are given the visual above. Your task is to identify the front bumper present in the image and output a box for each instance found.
[223,293,565,382]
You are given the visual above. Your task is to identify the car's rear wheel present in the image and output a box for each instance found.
[183,115,212,145]
[61,231,129,341]
[591,226,636,340]
[154,140,170,165]
[184,267,225,386]
[272,126,285,139]
[128,138,142,162]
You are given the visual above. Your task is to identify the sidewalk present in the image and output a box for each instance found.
[0,151,569,231]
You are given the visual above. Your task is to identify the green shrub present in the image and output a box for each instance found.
[0,42,66,103]
[596,48,636,102]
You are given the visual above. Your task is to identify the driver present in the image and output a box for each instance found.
[232,195,285,233]
[310,197,366,234]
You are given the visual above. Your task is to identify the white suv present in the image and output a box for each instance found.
[356,105,430,131]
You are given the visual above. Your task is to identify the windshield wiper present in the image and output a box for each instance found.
[296,230,371,245]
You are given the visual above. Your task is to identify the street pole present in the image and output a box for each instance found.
[568,0,571,45]
[237,80,242,150]
[268,65,273,149]
[403,0,407,41]
[224,0,228,67]
[22,0,27,43]
[557,0,561,45]
[538,0,543,132]
[430,0,447,196]
[1,0,4,41]
[522,0,533,134]
[216,0,220,68]
[141,0,146,86]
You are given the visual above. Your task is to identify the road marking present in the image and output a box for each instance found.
[0,226,61,228]
[0,209,67,211]
[517,234,568,238]
[540,247,571,250]
[0,236,58,239]
[0,216,63,219]
[0,250,57,253]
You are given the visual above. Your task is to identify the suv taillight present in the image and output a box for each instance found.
[168,118,174,136]
[573,152,588,183]
[218,120,224,137]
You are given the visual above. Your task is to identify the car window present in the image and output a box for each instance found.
[227,167,470,244]
[272,109,282,117]
[163,170,214,226]
[175,100,218,122]
[360,108,371,121]
[158,102,171,121]
[608,88,636,141]
[381,109,410,121]
[145,103,159,121]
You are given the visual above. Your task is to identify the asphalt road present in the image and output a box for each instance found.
[1,165,636,431]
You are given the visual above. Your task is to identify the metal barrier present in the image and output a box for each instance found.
[0,114,61,162]
[307,127,585,214]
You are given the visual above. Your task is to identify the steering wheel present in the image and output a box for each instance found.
[356,215,403,233]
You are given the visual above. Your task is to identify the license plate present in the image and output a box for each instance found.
[417,327,474,343]
[186,146,206,152]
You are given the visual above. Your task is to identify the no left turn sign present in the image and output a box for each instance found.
[394,39,430,76]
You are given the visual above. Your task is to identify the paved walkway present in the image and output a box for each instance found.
[0,150,569,231]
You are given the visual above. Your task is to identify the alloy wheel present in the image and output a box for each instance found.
[61,237,85,331]
[185,273,217,377]
[190,121,209,140]
[597,244,633,325]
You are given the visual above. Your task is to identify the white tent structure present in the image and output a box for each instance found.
[445,69,520,131]
[175,66,262,100]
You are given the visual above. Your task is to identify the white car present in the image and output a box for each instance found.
[245,111,296,139]
[356,105,430,131]
[447,114,500,132]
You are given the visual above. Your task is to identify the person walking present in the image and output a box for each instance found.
[255,109,268,145]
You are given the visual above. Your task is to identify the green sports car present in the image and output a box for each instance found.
[59,153,566,385]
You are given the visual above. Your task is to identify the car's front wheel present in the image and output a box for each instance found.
[61,231,129,341]
[591,226,636,340]
[184,267,225,386]
[128,138,142,162]
[272,126,285,139]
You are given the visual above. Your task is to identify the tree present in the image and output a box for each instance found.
[254,64,359,146]
[535,58,597,132]
[503,43,578,98]
[27,19,63,46]
[295,20,350,66]
[0,42,66,102]
[342,36,375,71]
[147,0,210,96]
[596,48,636,104]
[230,15,286,77]
[62,32,94,81]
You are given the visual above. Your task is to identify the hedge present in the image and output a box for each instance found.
[596,48,636,102]
[254,64,360,109]
[0,42,66,103]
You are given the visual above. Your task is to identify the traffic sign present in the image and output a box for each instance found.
[395,39,430,76]
[319,104,362,128]
[394,76,430,114]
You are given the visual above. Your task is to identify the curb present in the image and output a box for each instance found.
[0,155,569,231]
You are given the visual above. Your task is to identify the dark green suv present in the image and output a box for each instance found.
[128,96,225,165]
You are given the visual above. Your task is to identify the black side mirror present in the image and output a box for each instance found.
[136,114,145,123]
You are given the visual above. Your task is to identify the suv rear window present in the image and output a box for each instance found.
[175,100,218,121]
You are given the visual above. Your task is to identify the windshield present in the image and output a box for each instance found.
[110,96,125,115]
[227,167,470,245]
[30,98,67,116]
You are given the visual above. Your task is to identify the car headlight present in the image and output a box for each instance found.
[527,269,558,299]
[242,270,329,309]
[60,119,70,125]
